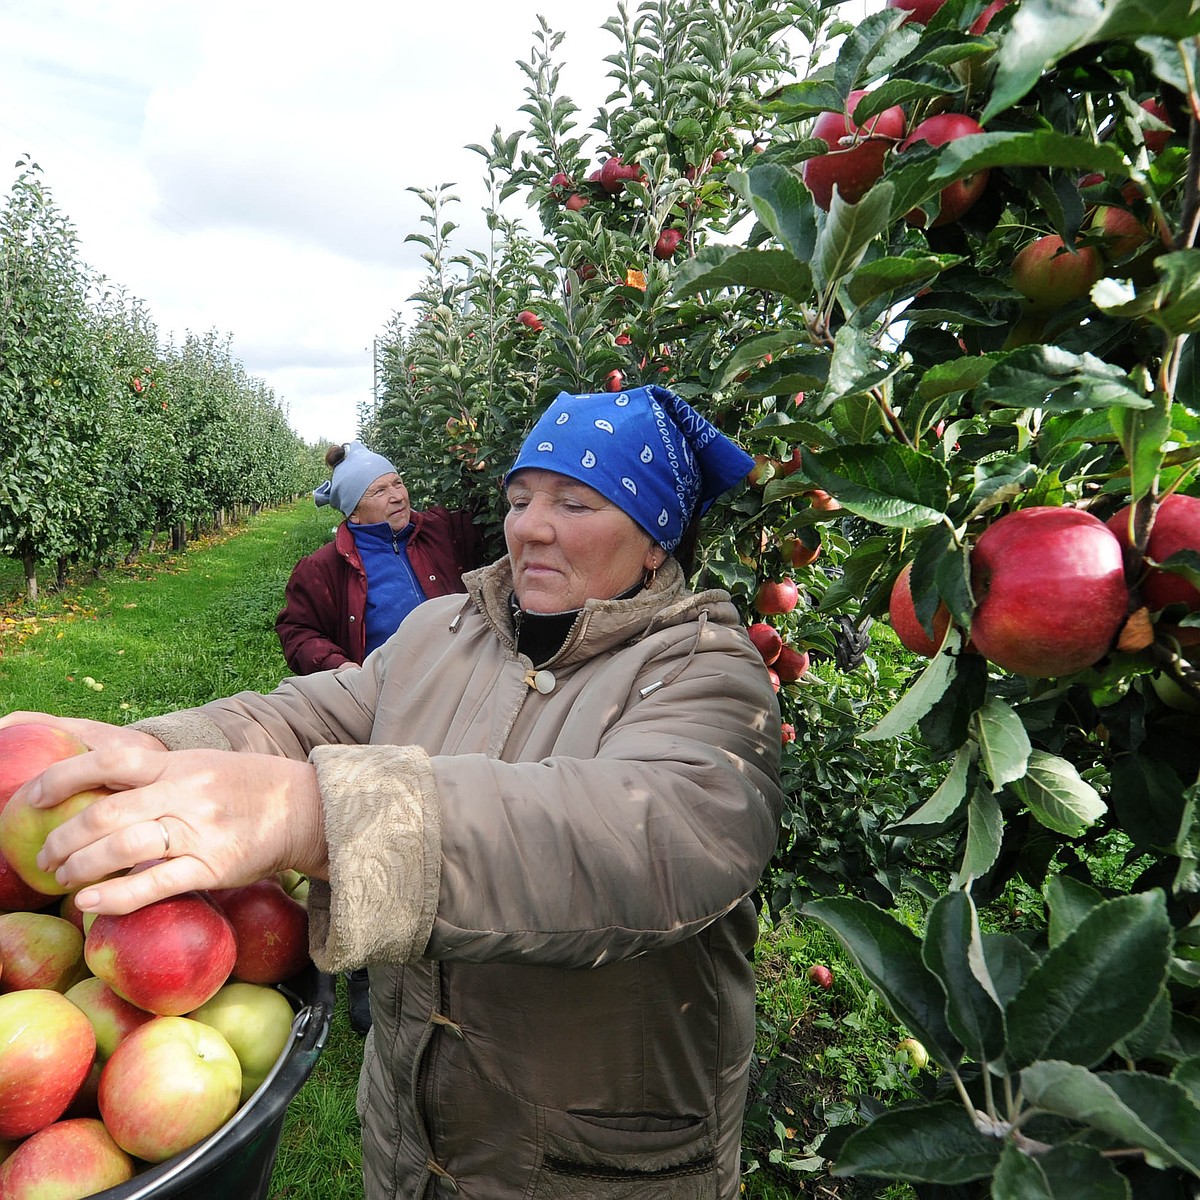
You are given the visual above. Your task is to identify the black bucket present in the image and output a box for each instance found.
[92,965,335,1200]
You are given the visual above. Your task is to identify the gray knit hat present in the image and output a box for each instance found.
[313,442,397,515]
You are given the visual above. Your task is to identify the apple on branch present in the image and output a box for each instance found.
[801,89,906,210]
[889,562,952,657]
[747,622,783,666]
[755,578,800,616]
[1106,493,1200,613]
[899,113,990,228]
[968,507,1129,677]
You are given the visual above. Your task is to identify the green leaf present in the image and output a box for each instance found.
[671,245,814,306]
[1011,749,1106,837]
[1007,891,1173,1069]
[800,444,950,528]
[1021,1060,1200,1174]
[963,454,1040,520]
[982,0,1200,123]
[953,784,1004,888]
[887,744,970,832]
[847,254,961,309]
[992,1141,1130,1200]
[732,164,818,262]
[923,891,1007,1064]
[978,346,1152,413]
[802,897,964,1068]
[863,642,959,740]
[1093,249,1200,336]
[814,184,895,293]
[982,932,1040,1009]
[917,355,997,402]
[1173,1056,1200,1106]
[830,1100,999,1183]
[1045,874,1105,947]
[974,696,1032,790]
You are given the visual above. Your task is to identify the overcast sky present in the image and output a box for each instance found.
[0,1,623,445]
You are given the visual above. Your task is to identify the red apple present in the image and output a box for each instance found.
[208,879,310,985]
[781,533,821,568]
[654,228,683,259]
[766,668,781,693]
[1140,98,1172,155]
[780,723,797,745]
[1106,493,1200,613]
[189,981,295,1103]
[516,309,543,332]
[808,964,834,989]
[0,989,96,1139]
[84,892,237,1016]
[802,89,906,210]
[969,0,1012,33]
[1011,234,1104,311]
[549,171,571,189]
[565,192,590,211]
[748,622,784,666]
[65,977,154,1061]
[807,489,842,512]
[0,783,112,897]
[599,155,643,194]
[889,561,952,656]
[886,0,947,23]
[774,644,811,683]
[0,724,87,807]
[1089,204,1149,261]
[99,1016,241,1163]
[899,113,990,227]
[747,454,779,488]
[0,912,86,993]
[605,369,625,393]
[755,578,800,615]
[969,507,1129,677]
[59,891,87,933]
[0,1117,134,1197]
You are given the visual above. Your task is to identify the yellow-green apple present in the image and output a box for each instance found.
[1106,493,1200,613]
[208,879,310,985]
[897,1037,930,1068]
[65,977,154,1060]
[85,892,237,1016]
[802,89,906,210]
[0,1117,134,1197]
[969,507,1129,677]
[755,578,800,616]
[99,1016,241,1163]
[889,561,952,656]
[0,783,113,897]
[774,644,811,683]
[0,724,88,910]
[0,989,96,1139]
[899,113,990,227]
[189,982,295,1103]
[0,912,86,993]
[1010,234,1103,311]
[748,622,783,666]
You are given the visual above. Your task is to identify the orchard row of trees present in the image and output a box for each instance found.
[362,0,1200,1193]
[0,159,325,602]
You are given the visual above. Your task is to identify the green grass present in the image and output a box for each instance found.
[0,507,926,1199]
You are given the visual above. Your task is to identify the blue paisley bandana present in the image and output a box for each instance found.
[506,385,754,551]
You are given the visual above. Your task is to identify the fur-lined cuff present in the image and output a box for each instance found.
[131,712,232,752]
[305,743,442,972]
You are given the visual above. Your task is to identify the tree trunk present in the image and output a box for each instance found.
[22,553,38,604]
[171,523,186,551]
[125,535,142,565]
[56,556,69,590]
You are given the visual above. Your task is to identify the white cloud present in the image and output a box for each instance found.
[0,0,614,445]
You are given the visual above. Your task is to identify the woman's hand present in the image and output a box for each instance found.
[0,711,167,755]
[17,745,328,915]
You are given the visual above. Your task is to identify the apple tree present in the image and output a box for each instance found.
[656,0,1200,1190]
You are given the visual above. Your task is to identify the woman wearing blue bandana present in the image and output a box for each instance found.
[9,386,784,1200]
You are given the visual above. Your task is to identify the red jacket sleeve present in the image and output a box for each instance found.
[275,541,359,675]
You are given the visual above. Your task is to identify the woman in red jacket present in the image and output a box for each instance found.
[276,440,483,1030]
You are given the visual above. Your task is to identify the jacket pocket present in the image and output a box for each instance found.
[528,1110,718,1200]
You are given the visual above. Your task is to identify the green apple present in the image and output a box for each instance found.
[0,786,112,896]
[65,977,154,1060]
[189,982,295,1103]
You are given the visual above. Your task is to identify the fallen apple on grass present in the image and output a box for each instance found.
[808,964,834,990]
[99,1016,241,1163]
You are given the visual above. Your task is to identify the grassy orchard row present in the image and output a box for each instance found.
[0,723,314,1199]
